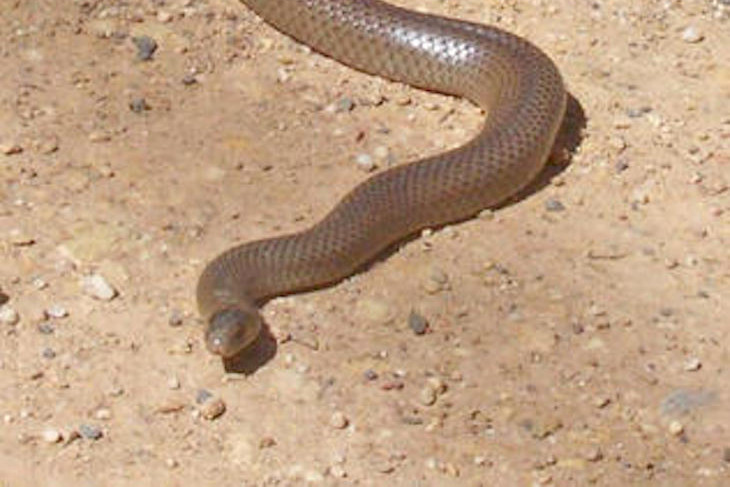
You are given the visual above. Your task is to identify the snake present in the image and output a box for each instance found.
[196,0,567,357]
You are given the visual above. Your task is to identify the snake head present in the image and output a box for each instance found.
[205,307,262,357]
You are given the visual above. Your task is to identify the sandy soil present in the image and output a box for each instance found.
[1,0,728,485]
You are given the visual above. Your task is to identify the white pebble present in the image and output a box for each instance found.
[683,357,702,371]
[42,428,62,443]
[681,26,704,43]
[82,274,118,301]
[45,304,68,319]
[0,306,19,325]
[354,153,376,172]
[669,420,684,436]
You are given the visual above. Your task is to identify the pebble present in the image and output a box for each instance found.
[167,376,181,389]
[544,198,565,212]
[199,396,226,420]
[584,446,603,462]
[329,411,349,429]
[42,428,62,444]
[41,347,56,359]
[132,35,158,60]
[681,25,704,43]
[37,322,54,334]
[0,142,23,155]
[424,267,450,294]
[168,310,184,327]
[668,420,684,436]
[0,306,19,325]
[363,369,378,381]
[82,274,117,301]
[129,97,150,113]
[45,304,68,319]
[95,408,112,420]
[78,424,103,440]
[419,386,437,406]
[354,153,376,172]
[157,10,173,23]
[407,310,429,335]
[683,357,702,371]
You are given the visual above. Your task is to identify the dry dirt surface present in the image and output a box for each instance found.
[1,0,729,486]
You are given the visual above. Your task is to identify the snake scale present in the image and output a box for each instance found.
[196,0,566,357]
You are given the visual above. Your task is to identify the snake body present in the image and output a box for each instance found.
[197,0,566,357]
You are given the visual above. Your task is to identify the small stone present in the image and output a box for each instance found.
[259,436,276,448]
[167,376,181,389]
[168,310,184,327]
[199,397,226,420]
[681,26,704,43]
[668,421,684,436]
[355,153,376,172]
[419,386,437,406]
[9,229,34,246]
[182,73,197,85]
[585,446,603,462]
[594,397,611,409]
[78,424,103,440]
[82,274,117,301]
[329,464,347,478]
[684,358,702,372]
[723,447,730,463]
[129,97,150,113]
[331,97,355,113]
[157,10,173,23]
[132,35,158,60]
[45,304,68,319]
[0,306,19,325]
[95,408,112,420]
[88,131,111,143]
[37,322,54,334]
[363,369,378,381]
[42,428,62,443]
[195,389,213,404]
[544,198,565,212]
[0,142,23,155]
[41,348,56,359]
[407,310,429,335]
[329,411,348,429]
[165,458,179,468]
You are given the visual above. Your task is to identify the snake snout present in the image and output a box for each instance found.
[205,307,262,357]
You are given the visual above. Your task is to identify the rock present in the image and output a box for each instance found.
[329,411,349,429]
[683,357,702,372]
[355,153,376,172]
[41,428,62,443]
[45,304,68,319]
[132,35,158,60]
[681,26,704,43]
[668,421,684,436]
[199,397,226,420]
[419,386,437,406]
[82,274,118,301]
[407,310,429,335]
[0,306,19,325]
[78,424,103,440]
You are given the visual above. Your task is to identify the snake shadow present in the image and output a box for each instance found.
[221,94,585,375]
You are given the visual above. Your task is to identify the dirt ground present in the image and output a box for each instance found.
[1,0,728,485]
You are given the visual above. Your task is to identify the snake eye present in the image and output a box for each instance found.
[205,307,261,357]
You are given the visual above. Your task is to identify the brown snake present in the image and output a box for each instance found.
[196,0,567,357]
